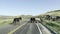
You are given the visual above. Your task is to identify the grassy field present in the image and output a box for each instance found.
[0,19,13,26]
[0,15,32,26]
[37,10,60,34]
[42,19,60,34]
[0,16,16,26]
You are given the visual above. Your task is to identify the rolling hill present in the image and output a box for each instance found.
[44,10,60,16]
[37,10,60,34]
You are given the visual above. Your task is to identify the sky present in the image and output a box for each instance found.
[0,0,60,16]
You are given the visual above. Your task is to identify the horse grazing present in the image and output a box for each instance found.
[30,17,36,23]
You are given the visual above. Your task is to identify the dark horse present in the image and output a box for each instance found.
[12,17,22,25]
[30,17,36,23]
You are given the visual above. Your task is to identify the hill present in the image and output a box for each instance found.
[37,10,60,34]
[44,10,60,16]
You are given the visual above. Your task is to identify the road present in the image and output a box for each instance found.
[0,19,53,34]
[13,23,40,34]
[0,19,28,34]
[12,23,52,34]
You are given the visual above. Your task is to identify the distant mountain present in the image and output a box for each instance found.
[47,10,60,13]
[37,10,60,16]
[36,10,60,18]
[45,10,60,16]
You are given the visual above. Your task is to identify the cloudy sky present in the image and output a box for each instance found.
[0,0,60,16]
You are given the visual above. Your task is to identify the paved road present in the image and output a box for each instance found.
[13,23,52,34]
[13,23,40,34]
[0,19,28,34]
[0,24,18,34]
[0,19,52,34]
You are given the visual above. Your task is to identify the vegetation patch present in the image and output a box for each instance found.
[0,19,13,26]
[42,19,60,34]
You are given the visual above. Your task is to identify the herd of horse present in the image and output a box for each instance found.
[11,15,60,25]
[44,15,60,21]
[11,17,42,25]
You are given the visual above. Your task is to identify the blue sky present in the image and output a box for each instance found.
[0,0,60,16]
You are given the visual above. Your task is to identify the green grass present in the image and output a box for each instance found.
[36,10,60,34]
[42,19,60,34]
[0,19,13,26]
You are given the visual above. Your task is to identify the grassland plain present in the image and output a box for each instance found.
[42,19,60,34]
[37,10,60,34]
[0,19,13,26]
[0,15,32,26]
